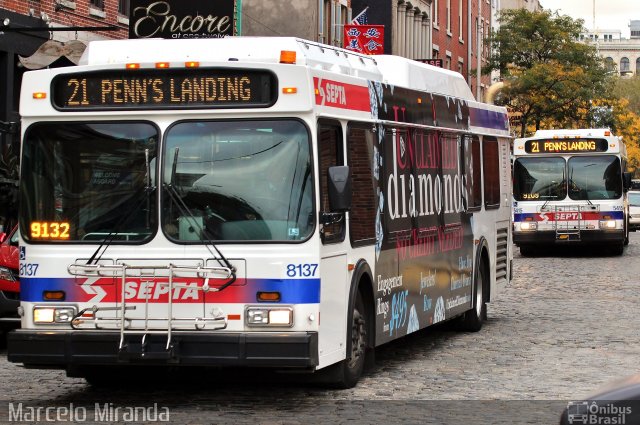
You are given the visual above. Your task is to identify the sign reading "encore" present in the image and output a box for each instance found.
[52,69,277,110]
[129,0,239,39]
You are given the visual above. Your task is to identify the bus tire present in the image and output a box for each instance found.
[624,219,629,245]
[457,262,487,332]
[326,290,368,389]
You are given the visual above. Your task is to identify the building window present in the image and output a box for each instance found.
[605,57,616,72]
[473,17,478,55]
[119,0,130,16]
[433,0,439,27]
[446,0,451,33]
[621,57,630,73]
[636,58,640,74]
[458,0,463,41]
[338,4,348,46]
[484,21,490,57]
[90,0,105,10]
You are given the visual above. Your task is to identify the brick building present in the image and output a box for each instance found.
[242,0,491,98]
[430,0,492,101]
[0,0,128,228]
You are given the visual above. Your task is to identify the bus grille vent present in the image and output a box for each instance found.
[495,227,509,283]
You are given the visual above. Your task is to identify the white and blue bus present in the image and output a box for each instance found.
[513,128,631,256]
[9,37,512,387]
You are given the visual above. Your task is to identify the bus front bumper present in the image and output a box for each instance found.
[8,330,319,368]
[514,229,624,246]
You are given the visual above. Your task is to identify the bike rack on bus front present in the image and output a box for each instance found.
[67,263,232,355]
[541,204,600,241]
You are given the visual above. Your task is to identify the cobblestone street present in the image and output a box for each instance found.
[1,235,639,424]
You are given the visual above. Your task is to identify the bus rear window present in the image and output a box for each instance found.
[513,157,566,201]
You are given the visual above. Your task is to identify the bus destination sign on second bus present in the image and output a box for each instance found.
[524,138,609,154]
[52,69,277,110]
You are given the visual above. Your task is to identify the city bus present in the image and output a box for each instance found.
[8,37,512,388]
[513,128,631,256]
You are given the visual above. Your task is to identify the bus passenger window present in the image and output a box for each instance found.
[347,124,377,246]
[482,137,501,209]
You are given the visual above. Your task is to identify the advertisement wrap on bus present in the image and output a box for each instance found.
[8,37,512,388]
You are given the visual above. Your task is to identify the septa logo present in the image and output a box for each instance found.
[124,280,201,301]
[77,277,233,303]
[313,77,370,112]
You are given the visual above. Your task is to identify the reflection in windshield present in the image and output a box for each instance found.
[513,157,566,201]
[162,120,313,241]
[568,156,621,200]
[20,122,158,242]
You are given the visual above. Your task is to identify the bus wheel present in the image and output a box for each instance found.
[327,290,368,389]
[624,220,629,245]
[457,264,487,332]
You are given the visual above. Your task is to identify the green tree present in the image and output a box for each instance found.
[486,9,613,137]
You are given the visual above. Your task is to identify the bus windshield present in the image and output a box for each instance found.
[513,157,566,201]
[20,122,158,242]
[568,155,622,200]
[162,120,313,242]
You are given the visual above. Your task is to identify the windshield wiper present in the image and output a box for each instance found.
[164,147,236,290]
[86,185,155,265]
[163,183,237,290]
[87,150,156,265]
[584,190,594,205]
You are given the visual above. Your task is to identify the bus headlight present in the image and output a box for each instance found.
[246,307,293,326]
[599,220,616,229]
[33,306,77,324]
[520,222,537,231]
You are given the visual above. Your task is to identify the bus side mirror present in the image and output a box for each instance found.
[623,172,632,191]
[0,233,6,244]
[327,166,352,212]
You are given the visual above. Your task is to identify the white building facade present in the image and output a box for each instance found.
[581,22,640,77]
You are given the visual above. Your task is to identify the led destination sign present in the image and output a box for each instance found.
[52,69,277,110]
[525,138,609,154]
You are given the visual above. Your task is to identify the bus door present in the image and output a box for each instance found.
[317,120,349,364]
